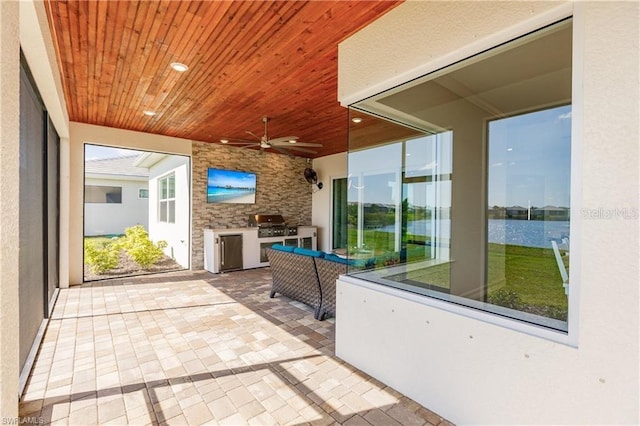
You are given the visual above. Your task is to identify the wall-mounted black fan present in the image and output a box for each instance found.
[304,168,323,190]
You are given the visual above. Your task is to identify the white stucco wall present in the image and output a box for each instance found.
[69,123,192,284]
[0,1,21,417]
[311,153,347,252]
[147,155,191,268]
[336,2,639,424]
[84,176,149,236]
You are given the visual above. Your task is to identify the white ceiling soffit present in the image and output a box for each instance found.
[19,0,69,138]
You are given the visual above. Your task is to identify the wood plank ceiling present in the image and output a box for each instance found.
[44,0,403,158]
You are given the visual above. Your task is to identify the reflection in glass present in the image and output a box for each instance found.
[346,18,572,332]
[346,131,453,293]
[487,105,571,322]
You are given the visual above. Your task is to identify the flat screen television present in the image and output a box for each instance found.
[207,168,257,204]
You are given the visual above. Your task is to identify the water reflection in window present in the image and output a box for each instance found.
[487,105,571,322]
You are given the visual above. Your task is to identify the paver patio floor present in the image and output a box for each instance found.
[19,268,451,425]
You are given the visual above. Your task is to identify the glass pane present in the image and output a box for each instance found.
[168,200,175,223]
[347,19,572,331]
[159,201,167,222]
[487,105,571,322]
[332,178,348,250]
[348,143,402,267]
[160,178,167,200]
[85,185,122,204]
[168,174,175,198]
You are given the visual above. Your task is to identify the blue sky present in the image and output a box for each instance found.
[488,105,572,207]
[207,168,256,189]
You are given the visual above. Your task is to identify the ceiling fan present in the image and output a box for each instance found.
[218,116,322,156]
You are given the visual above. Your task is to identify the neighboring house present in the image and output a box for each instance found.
[84,155,149,236]
[134,152,190,269]
[531,205,571,221]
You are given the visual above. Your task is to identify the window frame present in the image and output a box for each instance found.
[138,188,149,199]
[158,173,176,224]
[84,185,122,204]
[344,12,581,346]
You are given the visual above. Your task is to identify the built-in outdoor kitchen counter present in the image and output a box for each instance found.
[203,220,317,274]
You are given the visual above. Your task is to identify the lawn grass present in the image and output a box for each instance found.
[487,243,568,311]
[403,262,451,289]
[348,228,568,319]
[84,235,121,248]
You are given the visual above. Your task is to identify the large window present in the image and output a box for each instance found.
[159,173,175,223]
[347,19,572,331]
[85,185,122,203]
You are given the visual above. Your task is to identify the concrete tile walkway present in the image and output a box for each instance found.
[19,268,452,425]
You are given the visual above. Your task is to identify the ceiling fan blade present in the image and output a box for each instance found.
[271,146,294,158]
[268,136,298,144]
[221,141,260,146]
[280,146,318,154]
[271,142,323,147]
[246,130,262,141]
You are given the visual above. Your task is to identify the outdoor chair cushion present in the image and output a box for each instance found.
[271,243,295,252]
[293,247,325,258]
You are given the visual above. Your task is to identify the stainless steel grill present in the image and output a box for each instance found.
[249,214,297,238]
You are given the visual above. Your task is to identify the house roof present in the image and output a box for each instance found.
[85,155,149,178]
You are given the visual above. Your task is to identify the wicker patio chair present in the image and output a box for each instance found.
[266,248,322,318]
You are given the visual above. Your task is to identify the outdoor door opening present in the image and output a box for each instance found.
[83,144,191,281]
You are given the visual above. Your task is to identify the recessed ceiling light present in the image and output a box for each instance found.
[170,62,189,72]
[351,117,363,123]
[143,110,156,116]
[220,139,229,144]
[289,139,297,144]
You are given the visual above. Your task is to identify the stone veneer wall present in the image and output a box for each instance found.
[191,141,312,269]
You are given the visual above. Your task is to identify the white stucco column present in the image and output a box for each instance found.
[58,137,70,288]
[0,0,21,417]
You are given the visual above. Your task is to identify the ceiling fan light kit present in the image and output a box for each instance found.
[218,116,322,157]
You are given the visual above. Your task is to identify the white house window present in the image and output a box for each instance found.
[138,188,149,199]
[347,19,572,332]
[159,174,175,223]
[85,185,122,203]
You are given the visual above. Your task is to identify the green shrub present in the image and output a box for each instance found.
[119,225,168,269]
[84,239,120,274]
